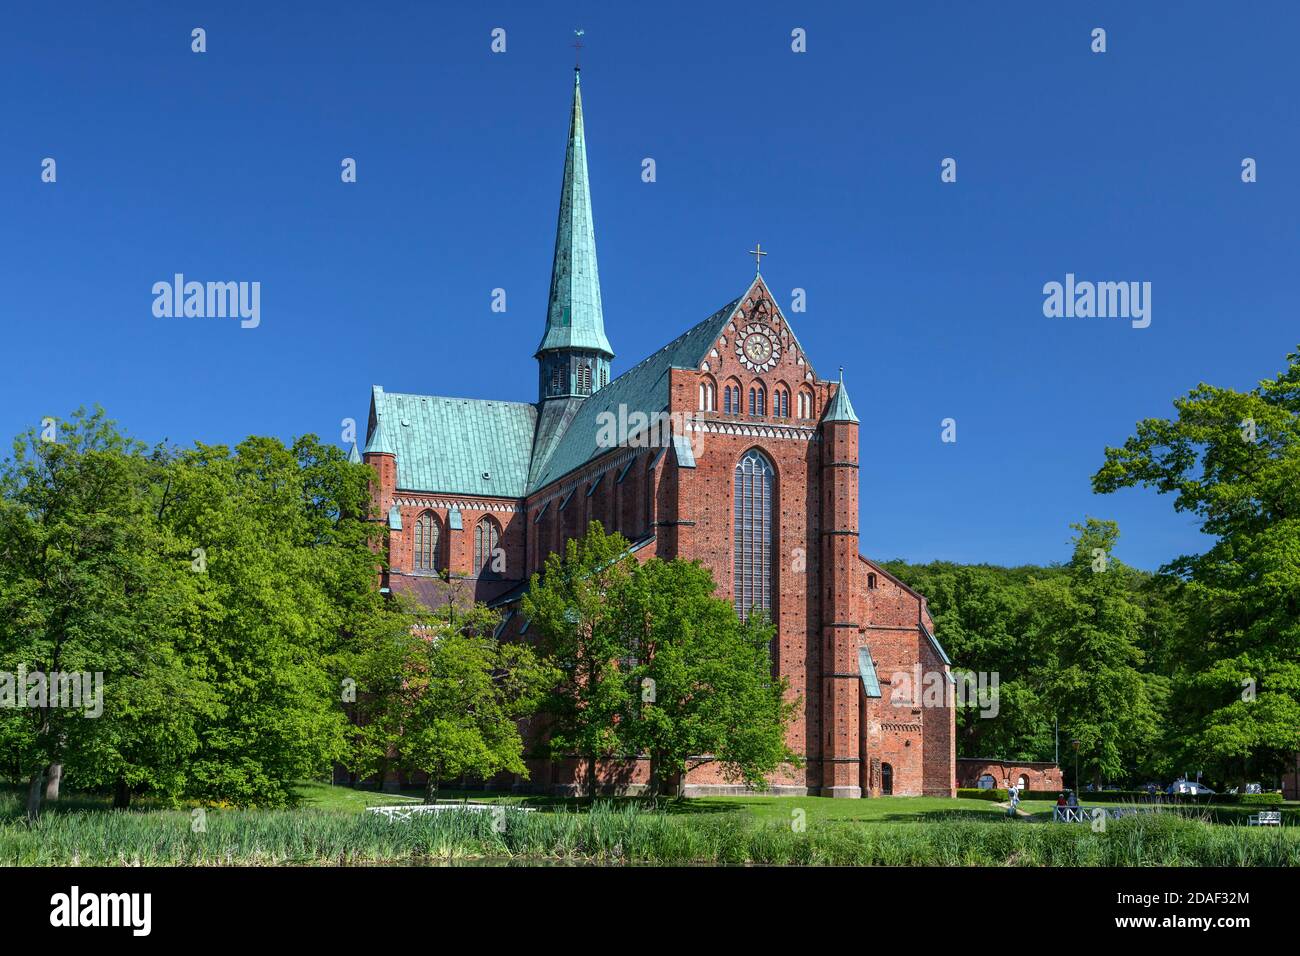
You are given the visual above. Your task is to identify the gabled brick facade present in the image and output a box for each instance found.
[359,69,955,798]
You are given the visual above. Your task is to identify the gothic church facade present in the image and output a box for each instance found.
[359,70,956,797]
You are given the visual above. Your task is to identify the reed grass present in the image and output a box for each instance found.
[1,801,1296,866]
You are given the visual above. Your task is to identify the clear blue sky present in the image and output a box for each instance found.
[3,1,1296,570]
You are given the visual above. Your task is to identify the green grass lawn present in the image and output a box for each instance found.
[293,784,1020,823]
[10,782,1293,828]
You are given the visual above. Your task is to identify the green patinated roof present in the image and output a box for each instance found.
[526,296,740,491]
[824,371,859,424]
[366,386,537,497]
[536,71,613,358]
[347,442,361,464]
[363,411,396,455]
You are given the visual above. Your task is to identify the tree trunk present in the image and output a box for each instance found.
[44,762,63,801]
[586,756,597,801]
[26,770,45,823]
[424,768,440,805]
[113,779,131,809]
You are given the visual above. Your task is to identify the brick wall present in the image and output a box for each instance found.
[957,759,1064,792]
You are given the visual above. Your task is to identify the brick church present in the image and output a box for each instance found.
[358,68,956,798]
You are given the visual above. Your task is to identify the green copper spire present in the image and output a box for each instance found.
[363,412,396,456]
[824,368,859,424]
[536,70,613,388]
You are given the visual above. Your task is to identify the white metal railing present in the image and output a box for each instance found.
[1053,806,1090,823]
[1052,805,1160,823]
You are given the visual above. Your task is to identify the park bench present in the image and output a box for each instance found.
[1246,810,1282,827]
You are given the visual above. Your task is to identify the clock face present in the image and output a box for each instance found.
[736,324,781,372]
[744,334,772,363]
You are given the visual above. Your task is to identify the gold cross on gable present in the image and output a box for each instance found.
[749,243,767,273]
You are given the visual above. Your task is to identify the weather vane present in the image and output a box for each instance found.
[573,28,585,70]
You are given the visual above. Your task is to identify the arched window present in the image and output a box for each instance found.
[867,572,878,589]
[882,763,893,795]
[775,388,789,418]
[733,449,774,620]
[577,363,592,395]
[474,516,501,578]
[413,511,442,573]
[977,774,996,790]
[698,381,715,411]
[600,366,608,388]
[1018,775,1029,791]
[797,389,813,419]
[748,386,767,416]
[724,383,741,414]
[551,365,563,395]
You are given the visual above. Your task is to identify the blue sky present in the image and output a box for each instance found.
[2,1,1296,570]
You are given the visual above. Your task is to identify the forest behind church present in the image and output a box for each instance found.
[884,347,1300,790]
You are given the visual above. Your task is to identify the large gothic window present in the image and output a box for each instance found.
[413,511,442,573]
[474,516,502,578]
[733,449,774,620]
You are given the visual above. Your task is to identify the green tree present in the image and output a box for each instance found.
[396,604,555,802]
[1028,520,1161,786]
[1093,348,1300,785]
[618,557,798,799]
[155,433,381,806]
[522,524,638,797]
[0,408,211,819]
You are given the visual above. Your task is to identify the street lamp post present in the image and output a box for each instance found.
[1072,738,1081,793]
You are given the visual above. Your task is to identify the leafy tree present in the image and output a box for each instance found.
[0,408,211,819]
[1093,347,1300,785]
[522,524,638,797]
[155,434,379,806]
[524,523,798,799]
[617,557,798,799]
[1027,520,1162,787]
[397,604,556,802]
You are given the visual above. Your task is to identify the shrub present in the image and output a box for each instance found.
[1238,792,1285,807]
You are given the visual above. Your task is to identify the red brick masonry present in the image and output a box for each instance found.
[956,758,1063,792]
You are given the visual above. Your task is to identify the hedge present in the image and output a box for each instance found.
[1238,792,1285,807]
[957,788,1008,801]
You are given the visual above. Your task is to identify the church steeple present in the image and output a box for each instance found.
[536,68,613,403]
